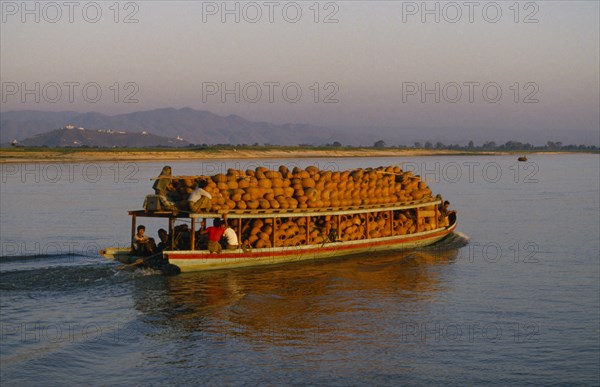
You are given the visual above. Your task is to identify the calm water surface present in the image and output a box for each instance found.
[1,154,598,385]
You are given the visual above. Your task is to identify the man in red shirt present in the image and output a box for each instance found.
[204,219,225,253]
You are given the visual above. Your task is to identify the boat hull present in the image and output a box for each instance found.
[100,222,456,272]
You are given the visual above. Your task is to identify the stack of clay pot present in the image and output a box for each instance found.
[239,217,308,249]
[172,165,433,212]
[234,206,440,248]
[167,165,440,248]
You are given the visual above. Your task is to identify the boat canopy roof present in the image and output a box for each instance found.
[128,198,442,219]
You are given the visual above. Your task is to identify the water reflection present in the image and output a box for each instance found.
[131,242,463,346]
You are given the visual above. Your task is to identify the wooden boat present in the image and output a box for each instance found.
[100,199,457,273]
[518,156,528,162]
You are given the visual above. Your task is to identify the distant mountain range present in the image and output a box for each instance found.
[1,108,597,147]
[0,108,338,147]
[16,126,188,148]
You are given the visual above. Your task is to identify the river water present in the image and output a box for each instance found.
[1,154,598,386]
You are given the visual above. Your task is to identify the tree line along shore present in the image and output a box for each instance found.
[0,145,596,164]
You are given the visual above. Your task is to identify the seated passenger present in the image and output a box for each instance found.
[222,219,239,250]
[173,224,191,250]
[438,200,456,227]
[156,228,171,252]
[132,225,156,256]
[188,180,212,213]
[201,219,226,253]
[150,166,178,214]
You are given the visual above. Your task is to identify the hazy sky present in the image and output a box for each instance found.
[1,1,599,139]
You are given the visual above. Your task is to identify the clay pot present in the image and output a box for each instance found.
[258,179,272,189]
[411,190,424,200]
[264,192,275,201]
[279,165,289,176]
[306,166,319,175]
[271,178,283,188]
[213,174,227,183]
[230,192,242,201]
[302,178,316,188]
[237,178,250,189]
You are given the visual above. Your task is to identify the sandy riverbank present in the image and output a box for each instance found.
[0,148,575,164]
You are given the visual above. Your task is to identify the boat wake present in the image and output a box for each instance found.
[0,253,109,276]
[0,252,96,262]
[116,267,164,277]
[0,263,125,292]
[418,231,470,251]
[375,231,470,266]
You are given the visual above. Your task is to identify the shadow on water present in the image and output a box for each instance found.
[129,233,469,346]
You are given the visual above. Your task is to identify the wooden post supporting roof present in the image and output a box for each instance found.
[130,213,136,250]
[190,218,196,251]
[415,208,420,233]
[272,217,276,247]
[169,217,175,250]
[306,216,310,244]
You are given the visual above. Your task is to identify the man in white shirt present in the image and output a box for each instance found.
[188,180,212,213]
[223,218,239,250]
